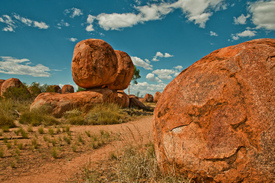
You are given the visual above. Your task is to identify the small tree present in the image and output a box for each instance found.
[128,65,141,95]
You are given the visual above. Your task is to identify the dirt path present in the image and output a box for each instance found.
[3,116,153,183]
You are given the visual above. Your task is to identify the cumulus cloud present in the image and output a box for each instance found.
[152,51,173,61]
[0,14,49,31]
[65,8,83,18]
[57,19,70,29]
[146,73,162,82]
[231,29,257,40]
[210,30,218,36]
[234,14,250,25]
[249,1,275,30]
[86,14,96,32]
[96,0,226,30]
[130,82,167,96]
[131,56,153,70]
[0,56,50,77]
[68,37,77,42]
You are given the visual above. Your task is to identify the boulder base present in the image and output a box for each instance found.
[31,89,117,117]
[153,38,275,182]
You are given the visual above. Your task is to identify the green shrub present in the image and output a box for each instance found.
[38,127,44,134]
[19,105,58,126]
[64,109,86,125]
[0,146,4,158]
[1,125,10,132]
[28,82,42,98]
[2,84,31,101]
[48,127,54,136]
[85,103,128,125]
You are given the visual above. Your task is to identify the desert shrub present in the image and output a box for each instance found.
[2,84,32,101]
[64,109,86,125]
[85,103,129,125]
[77,86,86,92]
[19,105,58,126]
[28,82,42,98]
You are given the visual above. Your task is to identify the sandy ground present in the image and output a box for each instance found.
[2,116,153,183]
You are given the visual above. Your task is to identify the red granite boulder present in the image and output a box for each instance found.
[153,38,275,182]
[107,50,134,90]
[71,39,118,89]
[1,78,30,97]
[31,88,117,117]
[61,85,74,94]
[153,91,161,103]
[142,93,153,103]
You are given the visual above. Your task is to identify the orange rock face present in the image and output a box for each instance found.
[153,39,275,182]
[61,85,74,94]
[31,88,117,117]
[107,50,134,90]
[1,78,29,96]
[142,93,153,103]
[71,39,118,89]
[0,79,5,95]
[115,91,130,108]
[153,91,161,103]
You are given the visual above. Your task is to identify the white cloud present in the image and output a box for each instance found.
[0,56,50,77]
[0,15,16,32]
[152,69,174,80]
[96,0,226,30]
[131,56,153,70]
[130,82,167,96]
[233,14,250,25]
[68,38,77,42]
[33,21,49,29]
[210,30,218,36]
[152,51,173,61]
[146,73,162,82]
[86,15,96,32]
[231,29,257,41]
[65,8,83,18]
[57,19,70,29]
[249,1,275,30]
[0,14,49,31]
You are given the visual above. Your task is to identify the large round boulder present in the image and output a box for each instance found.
[153,39,275,182]
[1,78,30,97]
[61,85,74,94]
[46,85,61,93]
[142,93,153,103]
[72,39,118,89]
[31,88,118,118]
[107,50,134,90]
[115,91,130,108]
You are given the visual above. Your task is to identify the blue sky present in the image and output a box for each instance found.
[0,0,275,96]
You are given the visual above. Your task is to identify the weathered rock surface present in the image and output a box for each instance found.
[0,79,5,95]
[129,95,153,112]
[31,89,117,117]
[72,39,118,89]
[46,85,61,93]
[153,38,275,182]
[153,91,161,103]
[115,91,130,108]
[107,50,134,90]
[1,78,29,96]
[61,85,74,94]
[142,93,153,103]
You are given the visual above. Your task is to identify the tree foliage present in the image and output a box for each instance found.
[132,65,141,85]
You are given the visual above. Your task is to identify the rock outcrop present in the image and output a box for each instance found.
[31,89,117,117]
[115,91,130,108]
[142,94,153,103]
[0,79,5,95]
[61,85,74,94]
[46,85,61,93]
[107,50,134,90]
[153,91,161,103]
[153,38,275,182]
[71,39,118,89]
[1,78,29,96]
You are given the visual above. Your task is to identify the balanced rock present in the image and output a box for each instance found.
[153,91,161,103]
[46,85,61,93]
[142,93,153,103]
[107,50,134,90]
[72,39,118,89]
[31,88,117,117]
[62,85,74,94]
[1,78,29,96]
[153,38,275,182]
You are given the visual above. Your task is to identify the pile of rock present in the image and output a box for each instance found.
[31,38,148,117]
[153,38,275,182]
